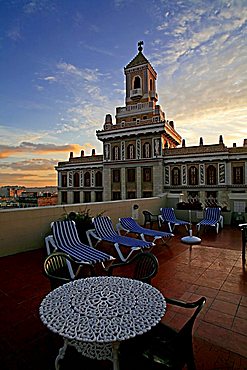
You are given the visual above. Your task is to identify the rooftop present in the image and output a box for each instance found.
[1,224,247,369]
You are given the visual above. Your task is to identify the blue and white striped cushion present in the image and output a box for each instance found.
[198,208,221,226]
[161,208,189,225]
[93,216,154,248]
[120,217,172,238]
[52,221,112,264]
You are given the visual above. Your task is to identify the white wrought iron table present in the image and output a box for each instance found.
[39,276,166,370]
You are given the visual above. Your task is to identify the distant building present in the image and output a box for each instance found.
[56,42,247,211]
[0,186,58,208]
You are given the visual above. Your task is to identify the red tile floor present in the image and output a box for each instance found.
[0,224,247,369]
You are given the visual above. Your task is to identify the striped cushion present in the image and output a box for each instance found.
[198,208,221,226]
[160,208,190,225]
[93,216,153,248]
[120,217,172,238]
[52,221,113,264]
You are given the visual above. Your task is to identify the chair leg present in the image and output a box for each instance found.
[168,222,173,233]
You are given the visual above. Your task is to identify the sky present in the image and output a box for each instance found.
[0,0,246,187]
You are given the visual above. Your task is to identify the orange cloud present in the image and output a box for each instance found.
[0,142,83,159]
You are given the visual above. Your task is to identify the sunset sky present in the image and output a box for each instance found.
[0,0,246,187]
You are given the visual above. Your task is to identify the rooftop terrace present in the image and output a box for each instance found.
[0,223,247,369]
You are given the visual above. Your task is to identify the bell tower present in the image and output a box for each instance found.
[124,41,158,105]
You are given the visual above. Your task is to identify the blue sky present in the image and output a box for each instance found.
[0,0,246,186]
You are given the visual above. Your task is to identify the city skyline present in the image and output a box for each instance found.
[0,0,246,187]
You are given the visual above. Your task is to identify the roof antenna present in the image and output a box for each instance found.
[138,40,144,52]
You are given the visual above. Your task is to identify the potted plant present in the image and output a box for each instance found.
[63,207,104,244]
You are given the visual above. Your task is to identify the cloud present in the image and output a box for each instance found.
[148,0,247,146]
[0,158,58,171]
[43,76,57,82]
[7,26,22,41]
[0,142,83,158]
[23,0,55,14]
[56,63,100,82]
[0,172,57,186]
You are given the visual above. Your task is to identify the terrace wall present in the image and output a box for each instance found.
[0,195,167,257]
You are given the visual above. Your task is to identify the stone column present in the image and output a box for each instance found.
[103,167,111,201]
[121,168,126,199]
[136,166,142,198]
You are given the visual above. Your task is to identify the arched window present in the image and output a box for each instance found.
[84,172,90,187]
[95,171,102,187]
[188,166,198,185]
[171,167,181,185]
[206,165,217,185]
[112,146,120,160]
[133,76,141,89]
[73,172,79,187]
[127,144,135,159]
[143,142,151,158]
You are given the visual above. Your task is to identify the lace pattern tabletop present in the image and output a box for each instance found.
[39,276,166,343]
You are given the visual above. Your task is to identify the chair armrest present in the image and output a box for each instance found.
[165,296,206,309]
[116,222,124,235]
[86,229,101,248]
[45,235,57,255]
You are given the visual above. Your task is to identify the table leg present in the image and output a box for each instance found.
[55,339,68,370]
[112,341,120,370]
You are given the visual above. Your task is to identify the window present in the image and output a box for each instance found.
[73,191,80,204]
[233,166,244,184]
[127,191,136,199]
[127,168,136,182]
[84,191,91,203]
[61,191,67,204]
[84,172,90,187]
[73,172,79,187]
[206,165,217,185]
[95,171,102,187]
[112,169,120,183]
[143,115,147,120]
[150,79,153,90]
[133,76,141,89]
[61,174,67,187]
[95,192,103,202]
[143,142,151,158]
[143,168,152,182]
[188,166,198,185]
[171,167,181,185]
[112,192,121,201]
[143,191,153,198]
[127,144,135,159]
[112,146,120,160]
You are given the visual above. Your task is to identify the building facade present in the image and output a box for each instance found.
[56,43,247,212]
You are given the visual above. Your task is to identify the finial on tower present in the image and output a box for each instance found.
[138,40,144,52]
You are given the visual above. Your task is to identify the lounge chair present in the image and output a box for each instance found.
[117,217,173,244]
[196,207,222,234]
[87,216,154,262]
[159,207,190,233]
[45,220,115,271]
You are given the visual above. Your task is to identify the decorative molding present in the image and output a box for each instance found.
[199,164,205,185]
[182,165,187,185]
[219,163,226,184]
